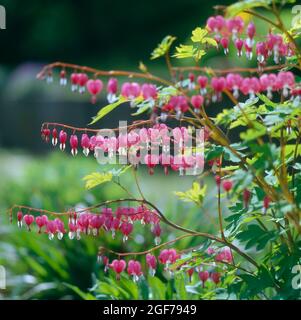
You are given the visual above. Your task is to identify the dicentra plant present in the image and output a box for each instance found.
[8,0,301,299]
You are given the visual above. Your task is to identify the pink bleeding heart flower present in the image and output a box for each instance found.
[256,42,268,64]
[206,15,225,33]
[77,73,89,93]
[70,134,78,156]
[86,79,103,104]
[220,37,229,55]
[144,154,159,175]
[260,73,277,99]
[36,215,48,233]
[199,271,210,287]
[211,77,226,102]
[152,223,162,245]
[263,196,271,213]
[60,69,67,86]
[46,220,58,240]
[110,259,127,280]
[127,260,143,282]
[226,73,243,98]
[41,128,50,142]
[52,128,58,146]
[235,38,244,57]
[81,134,90,156]
[191,95,204,113]
[17,211,23,228]
[160,154,172,175]
[240,77,261,99]
[246,22,256,44]
[120,221,133,242]
[158,249,180,267]
[277,71,295,97]
[215,247,233,263]
[197,75,208,95]
[24,214,34,231]
[169,96,189,119]
[187,268,194,282]
[54,218,66,240]
[70,73,80,92]
[141,83,157,101]
[121,82,141,107]
[89,214,105,236]
[244,40,253,60]
[222,180,233,193]
[226,16,244,37]
[107,78,118,103]
[146,254,157,276]
[243,189,252,208]
[59,130,67,151]
[211,272,221,285]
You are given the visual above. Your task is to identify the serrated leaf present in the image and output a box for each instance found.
[151,35,176,60]
[174,182,207,206]
[202,37,218,47]
[191,27,208,42]
[83,172,113,190]
[237,224,276,251]
[173,44,196,59]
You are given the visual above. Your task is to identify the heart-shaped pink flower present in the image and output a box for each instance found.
[86,79,103,95]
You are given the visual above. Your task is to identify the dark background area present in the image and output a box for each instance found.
[0,0,234,152]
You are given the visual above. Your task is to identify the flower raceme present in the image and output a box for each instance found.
[15,204,232,285]
[98,247,228,284]
[48,67,300,121]
[206,16,294,64]
[41,123,207,176]
[15,206,162,244]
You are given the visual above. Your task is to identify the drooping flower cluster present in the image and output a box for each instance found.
[180,71,296,100]
[15,206,162,244]
[99,246,233,284]
[43,66,301,126]
[49,71,159,106]
[41,123,207,176]
[206,16,294,65]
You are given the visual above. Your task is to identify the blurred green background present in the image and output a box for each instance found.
[0,0,297,300]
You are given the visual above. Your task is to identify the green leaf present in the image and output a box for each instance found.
[109,165,132,177]
[174,275,188,300]
[83,172,113,190]
[174,182,207,206]
[90,97,128,124]
[131,101,153,116]
[237,224,276,250]
[240,122,266,141]
[64,283,97,300]
[151,35,177,60]
[191,27,208,42]
[205,145,224,161]
[148,277,166,299]
[190,27,217,46]
[173,44,196,59]
[225,0,270,18]
[257,93,277,108]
